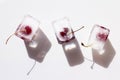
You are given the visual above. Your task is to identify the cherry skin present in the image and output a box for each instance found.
[97,33,108,41]
[60,27,69,37]
[60,32,66,37]
[63,28,69,33]
[21,26,32,35]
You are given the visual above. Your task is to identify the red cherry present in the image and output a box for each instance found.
[60,27,69,37]
[20,36,25,40]
[60,32,66,37]
[97,33,108,41]
[63,27,69,33]
[22,26,32,35]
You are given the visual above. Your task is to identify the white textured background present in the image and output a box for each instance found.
[0,0,120,80]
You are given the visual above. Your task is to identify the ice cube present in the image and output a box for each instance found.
[52,17,75,44]
[88,24,110,51]
[15,15,40,41]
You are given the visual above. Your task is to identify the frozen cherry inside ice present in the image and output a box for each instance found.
[96,26,109,41]
[64,27,69,33]
[52,17,84,44]
[21,26,32,35]
[6,15,40,44]
[81,25,109,49]
[60,32,66,37]
[97,33,108,41]
[60,27,69,38]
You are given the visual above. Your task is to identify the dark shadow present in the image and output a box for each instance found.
[24,28,51,63]
[62,38,84,66]
[92,39,116,68]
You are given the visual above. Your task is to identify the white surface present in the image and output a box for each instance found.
[0,0,120,80]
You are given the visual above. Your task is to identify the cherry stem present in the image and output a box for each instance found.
[67,26,84,35]
[27,61,36,75]
[84,57,93,62]
[5,32,16,45]
[84,57,94,69]
[5,29,26,45]
[73,26,84,33]
[91,62,95,69]
[81,42,93,47]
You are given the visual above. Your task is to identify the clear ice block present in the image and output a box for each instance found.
[52,17,75,44]
[88,24,110,52]
[15,15,39,41]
